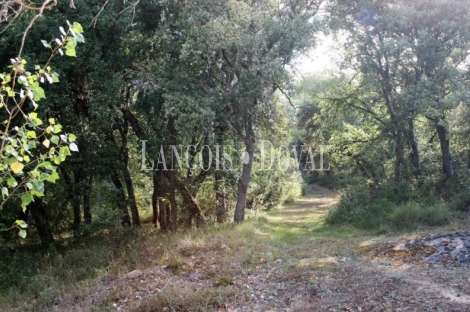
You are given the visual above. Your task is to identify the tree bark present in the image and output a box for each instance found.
[110,172,131,226]
[159,195,169,233]
[123,161,140,227]
[215,171,227,223]
[407,118,421,179]
[167,115,178,232]
[29,199,54,247]
[119,117,140,227]
[169,171,177,232]
[83,175,92,224]
[152,172,160,229]
[171,175,205,226]
[69,170,81,233]
[234,122,255,223]
[436,123,454,178]
[394,133,404,184]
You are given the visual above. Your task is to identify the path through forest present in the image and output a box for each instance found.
[225,185,470,311]
[103,185,470,312]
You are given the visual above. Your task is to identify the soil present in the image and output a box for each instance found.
[108,185,470,312]
[223,185,470,312]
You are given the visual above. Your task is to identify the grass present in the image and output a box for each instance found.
[0,184,468,311]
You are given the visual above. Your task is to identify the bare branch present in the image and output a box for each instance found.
[276,85,297,109]
[90,0,110,28]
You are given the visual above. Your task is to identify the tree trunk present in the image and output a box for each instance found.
[407,118,421,179]
[172,175,205,226]
[234,123,256,223]
[167,115,178,232]
[83,175,92,224]
[29,199,54,247]
[394,133,404,184]
[152,172,160,229]
[159,197,169,232]
[123,162,140,227]
[436,123,454,178]
[69,169,83,232]
[467,150,470,170]
[111,172,131,226]
[169,171,177,232]
[119,117,140,227]
[215,171,227,223]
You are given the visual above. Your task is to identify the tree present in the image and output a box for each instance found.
[330,0,470,184]
[0,1,83,243]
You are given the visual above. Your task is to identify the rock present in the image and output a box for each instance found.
[126,270,143,279]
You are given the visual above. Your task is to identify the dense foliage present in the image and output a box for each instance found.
[296,0,470,229]
[0,0,469,248]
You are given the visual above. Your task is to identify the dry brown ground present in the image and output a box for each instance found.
[102,185,470,312]
[12,185,469,312]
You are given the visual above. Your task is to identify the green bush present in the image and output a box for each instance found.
[327,183,453,231]
[388,202,452,230]
[326,186,394,229]
[449,188,470,212]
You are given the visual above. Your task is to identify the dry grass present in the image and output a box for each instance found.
[1,184,469,311]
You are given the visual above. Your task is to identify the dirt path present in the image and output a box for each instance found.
[226,185,470,312]
[93,185,470,312]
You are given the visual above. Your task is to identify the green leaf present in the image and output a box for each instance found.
[29,82,46,101]
[53,125,62,133]
[32,181,44,193]
[27,141,37,149]
[60,146,72,156]
[53,156,61,165]
[50,135,60,145]
[18,75,28,85]
[75,33,85,43]
[21,193,33,210]
[15,220,28,229]
[30,190,44,197]
[39,173,49,181]
[47,171,59,183]
[69,134,77,142]
[1,187,8,197]
[48,118,55,125]
[66,37,77,48]
[65,48,76,57]
[18,230,27,239]
[52,73,59,83]
[72,22,84,34]
[37,161,51,169]
[7,176,17,187]
[26,131,37,139]
[41,40,51,49]
[7,157,17,165]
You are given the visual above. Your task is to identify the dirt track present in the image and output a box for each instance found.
[226,185,470,311]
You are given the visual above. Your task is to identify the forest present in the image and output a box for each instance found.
[1,0,470,311]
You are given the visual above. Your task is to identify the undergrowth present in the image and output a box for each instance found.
[326,183,456,231]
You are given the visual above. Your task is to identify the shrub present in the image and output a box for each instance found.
[326,185,394,229]
[388,202,452,230]
[449,188,470,212]
[327,183,452,231]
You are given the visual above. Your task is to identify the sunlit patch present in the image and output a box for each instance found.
[297,256,337,269]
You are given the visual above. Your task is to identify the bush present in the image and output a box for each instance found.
[326,186,394,229]
[449,188,470,212]
[327,183,453,231]
[248,169,303,210]
[388,202,452,230]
